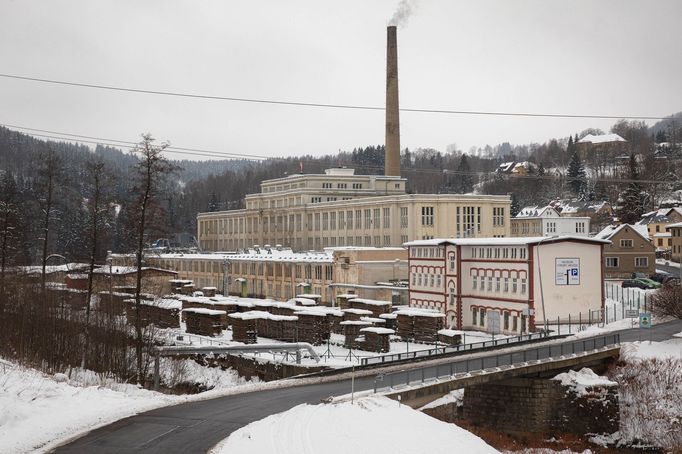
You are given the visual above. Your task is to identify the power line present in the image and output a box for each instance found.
[2,122,676,186]
[0,73,671,121]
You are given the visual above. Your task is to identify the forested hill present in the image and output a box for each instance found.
[0,113,680,265]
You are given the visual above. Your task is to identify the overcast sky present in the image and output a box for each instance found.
[0,0,680,160]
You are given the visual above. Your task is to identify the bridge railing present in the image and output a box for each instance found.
[373,333,620,393]
[361,332,551,366]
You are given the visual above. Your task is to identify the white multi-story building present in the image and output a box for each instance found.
[405,236,608,334]
[197,168,511,251]
[511,205,590,237]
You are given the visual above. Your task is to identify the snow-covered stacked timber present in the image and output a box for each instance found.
[184,308,228,337]
[348,298,392,317]
[438,328,463,345]
[125,298,181,328]
[379,312,397,330]
[396,309,445,343]
[229,311,267,344]
[340,320,372,349]
[342,308,373,322]
[293,310,328,345]
[359,327,394,353]
[335,293,358,310]
[202,287,217,297]
[96,290,133,315]
[47,287,88,309]
[256,314,299,341]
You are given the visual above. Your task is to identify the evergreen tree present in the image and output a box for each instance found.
[566,150,587,199]
[617,154,647,224]
[456,154,474,193]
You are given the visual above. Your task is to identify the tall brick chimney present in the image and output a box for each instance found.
[384,25,401,177]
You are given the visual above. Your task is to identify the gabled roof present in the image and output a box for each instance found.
[516,205,560,218]
[577,133,627,144]
[595,224,650,242]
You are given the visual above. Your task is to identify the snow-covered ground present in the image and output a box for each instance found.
[0,358,258,453]
[210,396,498,454]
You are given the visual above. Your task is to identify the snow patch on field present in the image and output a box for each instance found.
[211,396,499,454]
[0,358,258,453]
[552,368,616,396]
[621,339,682,360]
[419,389,464,410]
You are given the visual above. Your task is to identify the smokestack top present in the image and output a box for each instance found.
[384,25,401,177]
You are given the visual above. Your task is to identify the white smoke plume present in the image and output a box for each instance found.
[388,0,417,28]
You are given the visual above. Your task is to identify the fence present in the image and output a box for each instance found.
[373,333,620,393]
[542,283,654,334]
[360,332,551,366]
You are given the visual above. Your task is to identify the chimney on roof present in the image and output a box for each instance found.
[384,26,401,177]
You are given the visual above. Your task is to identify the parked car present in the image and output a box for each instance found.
[635,277,662,289]
[631,272,648,279]
[622,279,649,289]
[649,272,669,283]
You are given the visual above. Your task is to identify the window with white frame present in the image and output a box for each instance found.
[449,255,456,271]
[383,208,390,228]
[547,222,556,233]
[521,278,527,294]
[605,257,619,267]
[620,239,633,248]
[512,278,518,293]
[635,257,648,268]
[495,277,501,291]
[487,276,493,291]
[480,308,486,326]
[504,277,509,292]
[576,222,585,233]
[520,248,527,259]
[472,308,478,325]
[472,275,477,290]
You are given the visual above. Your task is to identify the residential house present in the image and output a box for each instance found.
[512,205,590,237]
[595,224,655,279]
[666,222,682,263]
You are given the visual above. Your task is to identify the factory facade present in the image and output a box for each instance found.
[197,168,512,252]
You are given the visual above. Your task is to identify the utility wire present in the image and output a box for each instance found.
[0,73,671,121]
[2,122,676,185]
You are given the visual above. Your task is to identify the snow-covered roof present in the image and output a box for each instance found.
[438,329,464,336]
[228,248,332,263]
[91,266,177,276]
[666,222,682,229]
[497,162,515,172]
[348,298,392,306]
[395,309,445,318]
[595,224,650,242]
[296,294,321,298]
[140,298,182,310]
[550,199,612,215]
[228,310,272,321]
[342,308,373,315]
[288,297,317,306]
[404,235,610,247]
[516,205,559,218]
[577,133,626,144]
[359,327,395,335]
[182,308,226,316]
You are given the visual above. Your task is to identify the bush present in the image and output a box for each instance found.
[650,284,682,319]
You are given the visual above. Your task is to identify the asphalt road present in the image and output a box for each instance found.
[54,319,682,454]
[655,261,682,278]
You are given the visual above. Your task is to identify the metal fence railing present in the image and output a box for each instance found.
[373,333,620,393]
[361,332,552,366]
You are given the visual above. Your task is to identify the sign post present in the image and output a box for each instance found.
[555,258,580,286]
[639,312,653,344]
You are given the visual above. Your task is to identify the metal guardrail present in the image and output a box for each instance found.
[373,333,620,393]
[361,332,552,366]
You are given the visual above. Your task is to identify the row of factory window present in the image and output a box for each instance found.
[203,234,410,252]
[412,246,444,259]
[237,279,325,301]
[201,206,418,237]
[472,275,527,294]
[157,258,333,281]
[411,272,442,288]
[471,247,528,260]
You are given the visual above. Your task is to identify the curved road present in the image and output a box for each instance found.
[54,319,682,454]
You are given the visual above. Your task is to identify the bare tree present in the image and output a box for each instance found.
[651,284,682,319]
[0,172,19,300]
[81,159,113,368]
[38,148,63,292]
[130,133,177,383]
